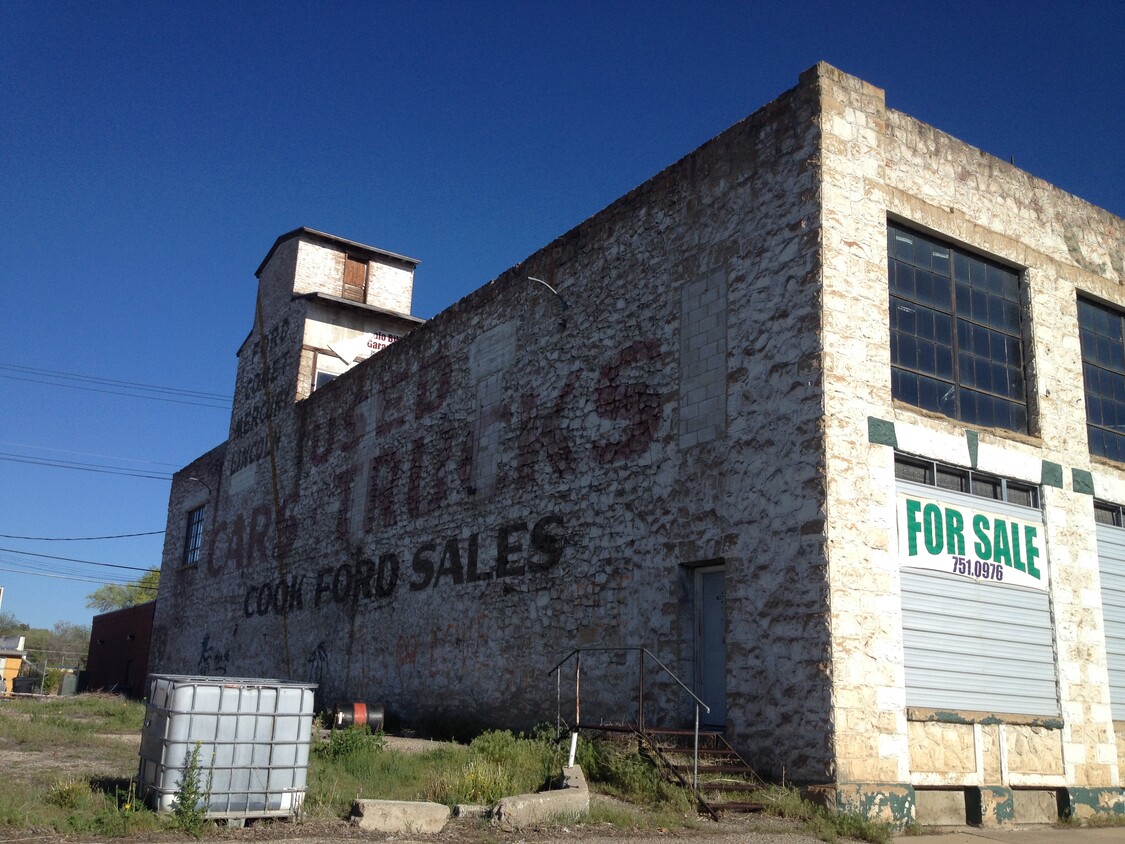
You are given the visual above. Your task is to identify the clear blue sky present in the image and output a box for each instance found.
[1,1,1122,632]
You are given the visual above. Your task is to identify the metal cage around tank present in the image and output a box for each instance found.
[136,674,317,820]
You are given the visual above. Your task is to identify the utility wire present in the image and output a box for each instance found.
[0,362,231,402]
[0,530,164,541]
[0,373,230,409]
[0,553,152,581]
[0,546,156,572]
[0,452,173,480]
[0,439,183,469]
[0,566,156,587]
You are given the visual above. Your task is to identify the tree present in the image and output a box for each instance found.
[0,611,28,636]
[48,621,91,668]
[0,617,91,686]
[85,568,161,612]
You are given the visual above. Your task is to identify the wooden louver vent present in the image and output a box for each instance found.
[343,255,367,302]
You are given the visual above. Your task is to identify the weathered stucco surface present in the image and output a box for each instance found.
[152,63,1125,810]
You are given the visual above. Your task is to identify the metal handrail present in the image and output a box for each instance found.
[548,646,711,789]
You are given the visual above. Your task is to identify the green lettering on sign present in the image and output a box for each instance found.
[993,519,1012,567]
[973,514,991,559]
[1025,525,1041,580]
[901,493,1046,588]
[945,507,965,555]
[1010,522,1026,572]
[922,503,944,554]
[906,499,923,556]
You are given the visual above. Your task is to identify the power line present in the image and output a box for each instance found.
[0,552,153,581]
[0,362,232,402]
[0,563,140,586]
[0,566,156,587]
[0,547,156,572]
[0,530,164,541]
[0,452,173,480]
[0,439,184,469]
[0,373,231,410]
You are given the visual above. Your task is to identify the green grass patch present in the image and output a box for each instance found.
[586,793,706,829]
[303,727,703,828]
[0,694,163,837]
[575,734,696,815]
[0,772,164,837]
[1,694,145,748]
[304,726,566,816]
[1075,812,1125,828]
[5,697,896,837]
[749,784,892,844]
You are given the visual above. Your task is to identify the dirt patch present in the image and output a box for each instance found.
[1,737,140,785]
[383,733,462,754]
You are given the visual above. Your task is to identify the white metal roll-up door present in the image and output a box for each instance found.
[897,480,1059,717]
[1095,523,1125,720]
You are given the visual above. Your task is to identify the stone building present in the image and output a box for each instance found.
[151,64,1125,824]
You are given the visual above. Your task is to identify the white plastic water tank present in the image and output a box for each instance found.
[137,674,317,819]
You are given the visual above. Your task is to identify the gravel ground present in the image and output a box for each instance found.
[0,804,844,844]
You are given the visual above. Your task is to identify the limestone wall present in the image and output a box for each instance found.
[152,71,836,780]
[151,63,1125,797]
[814,58,1123,791]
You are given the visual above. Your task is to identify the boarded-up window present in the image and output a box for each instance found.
[343,255,368,302]
[896,476,1058,717]
[1095,519,1125,720]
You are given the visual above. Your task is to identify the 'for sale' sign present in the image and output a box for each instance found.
[897,493,1047,590]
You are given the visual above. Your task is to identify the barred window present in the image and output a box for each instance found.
[182,505,205,567]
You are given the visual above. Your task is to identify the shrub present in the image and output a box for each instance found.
[46,777,89,809]
[426,758,515,806]
[314,725,386,760]
[575,736,693,812]
[170,743,212,836]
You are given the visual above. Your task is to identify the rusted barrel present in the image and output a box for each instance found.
[333,701,384,731]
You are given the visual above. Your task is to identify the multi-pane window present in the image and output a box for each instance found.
[182,505,205,566]
[1078,298,1125,462]
[894,454,1040,509]
[889,223,1028,432]
[1095,500,1125,527]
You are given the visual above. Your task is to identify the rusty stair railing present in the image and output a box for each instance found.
[547,646,711,790]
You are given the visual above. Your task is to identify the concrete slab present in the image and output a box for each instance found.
[901,826,1125,842]
[916,789,967,825]
[454,803,490,818]
[493,765,590,830]
[1013,790,1058,824]
[350,798,450,833]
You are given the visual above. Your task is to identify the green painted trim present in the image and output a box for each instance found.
[906,707,1064,730]
[966,786,1015,827]
[1041,461,1064,489]
[965,430,979,469]
[1057,787,1125,818]
[819,783,916,828]
[868,416,897,448]
[1072,468,1095,496]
